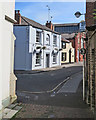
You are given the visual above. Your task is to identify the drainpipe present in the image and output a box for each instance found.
[43,31,44,68]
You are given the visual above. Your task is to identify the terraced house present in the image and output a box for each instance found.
[61,35,75,64]
[14,10,61,70]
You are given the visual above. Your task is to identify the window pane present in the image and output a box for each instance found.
[36,31,41,43]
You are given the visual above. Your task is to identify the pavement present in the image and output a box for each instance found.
[14,79,94,119]
[15,62,83,74]
[13,62,94,119]
[2,103,22,120]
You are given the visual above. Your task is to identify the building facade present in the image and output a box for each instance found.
[53,21,85,34]
[14,11,61,70]
[61,36,75,64]
[0,1,17,118]
[61,32,85,62]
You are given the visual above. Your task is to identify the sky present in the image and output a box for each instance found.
[15,2,86,25]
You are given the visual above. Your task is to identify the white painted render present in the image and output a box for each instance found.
[14,26,61,70]
[61,42,75,64]
[0,1,17,117]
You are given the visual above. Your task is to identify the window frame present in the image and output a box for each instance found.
[62,42,66,49]
[46,34,50,45]
[53,35,57,46]
[53,54,57,64]
[36,31,41,43]
[35,53,41,66]
[62,52,67,61]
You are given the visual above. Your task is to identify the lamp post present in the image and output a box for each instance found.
[74,11,85,101]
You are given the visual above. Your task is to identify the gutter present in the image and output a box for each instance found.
[5,15,17,24]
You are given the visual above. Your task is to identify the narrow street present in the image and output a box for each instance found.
[13,63,94,119]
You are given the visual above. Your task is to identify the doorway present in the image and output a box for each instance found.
[69,49,71,63]
[46,54,50,68]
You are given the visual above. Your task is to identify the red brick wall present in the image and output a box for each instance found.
[86,1,96,27]
[75,33,85,62]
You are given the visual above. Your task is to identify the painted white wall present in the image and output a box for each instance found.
[0,3,3,117]
[61,42,75,64]
[0,1,16,114]
[14,25,61,70]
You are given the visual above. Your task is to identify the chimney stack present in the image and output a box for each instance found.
[15,10,21,24]
[46,21,54,31]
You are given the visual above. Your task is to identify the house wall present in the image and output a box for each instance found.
[14,26,32,70]
[75,32,86,62]
[14,26,61,70]
[61,42,74,64]
[86,1,96,27]
[29,26,44,70]
[29,27,61,70]
[0,3,3,118]
[0,1,16,117]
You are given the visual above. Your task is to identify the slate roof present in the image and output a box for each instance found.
[61,35,70,43]
[15,16,60,34]
[61,33,75,39]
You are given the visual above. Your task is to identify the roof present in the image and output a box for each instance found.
[61,35,70,43]
[53,23,79,27]
[15,16,60,34]
[61,33,75,39]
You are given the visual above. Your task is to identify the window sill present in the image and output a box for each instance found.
[52,62,57,64]
[35,64,41,67]
[36,42,42,45]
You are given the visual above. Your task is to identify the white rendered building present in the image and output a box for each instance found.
[14,11,61,70]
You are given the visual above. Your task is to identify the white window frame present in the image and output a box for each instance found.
[46,34,50,45]
[35,53,41,65]
[62,42,66,49]
[53,54,57,64]
[36,31,41,43]
[62,52,67,61]
[81,38,83,49]
[53,35,57,46]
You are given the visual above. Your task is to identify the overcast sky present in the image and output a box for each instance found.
[15,2,86,25]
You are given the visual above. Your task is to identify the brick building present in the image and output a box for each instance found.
[85,0,96,112]
[62,32,86,62]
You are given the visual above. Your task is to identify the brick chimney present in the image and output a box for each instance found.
[15,10,21,24]
[46,21,54,31]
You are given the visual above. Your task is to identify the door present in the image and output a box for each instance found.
[69,49,71,63]
[46,54,50,68]
[77,50,79,62]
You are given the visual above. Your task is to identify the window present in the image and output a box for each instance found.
[36,53,41,65]
[36,31,41,43]
[81,38,83,49]
[53,54,57,63]
[62,42,66,49]
[46,34,50,45]
[53,35,57,46]
[62,53,66,61]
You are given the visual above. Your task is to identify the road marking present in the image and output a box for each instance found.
[17,71,82,94]
[17,77,70,94]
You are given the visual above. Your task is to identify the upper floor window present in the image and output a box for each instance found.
[53,35,57,46]
[36,31,41,43]
[62,42,66,49]
[46,34,50,45]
